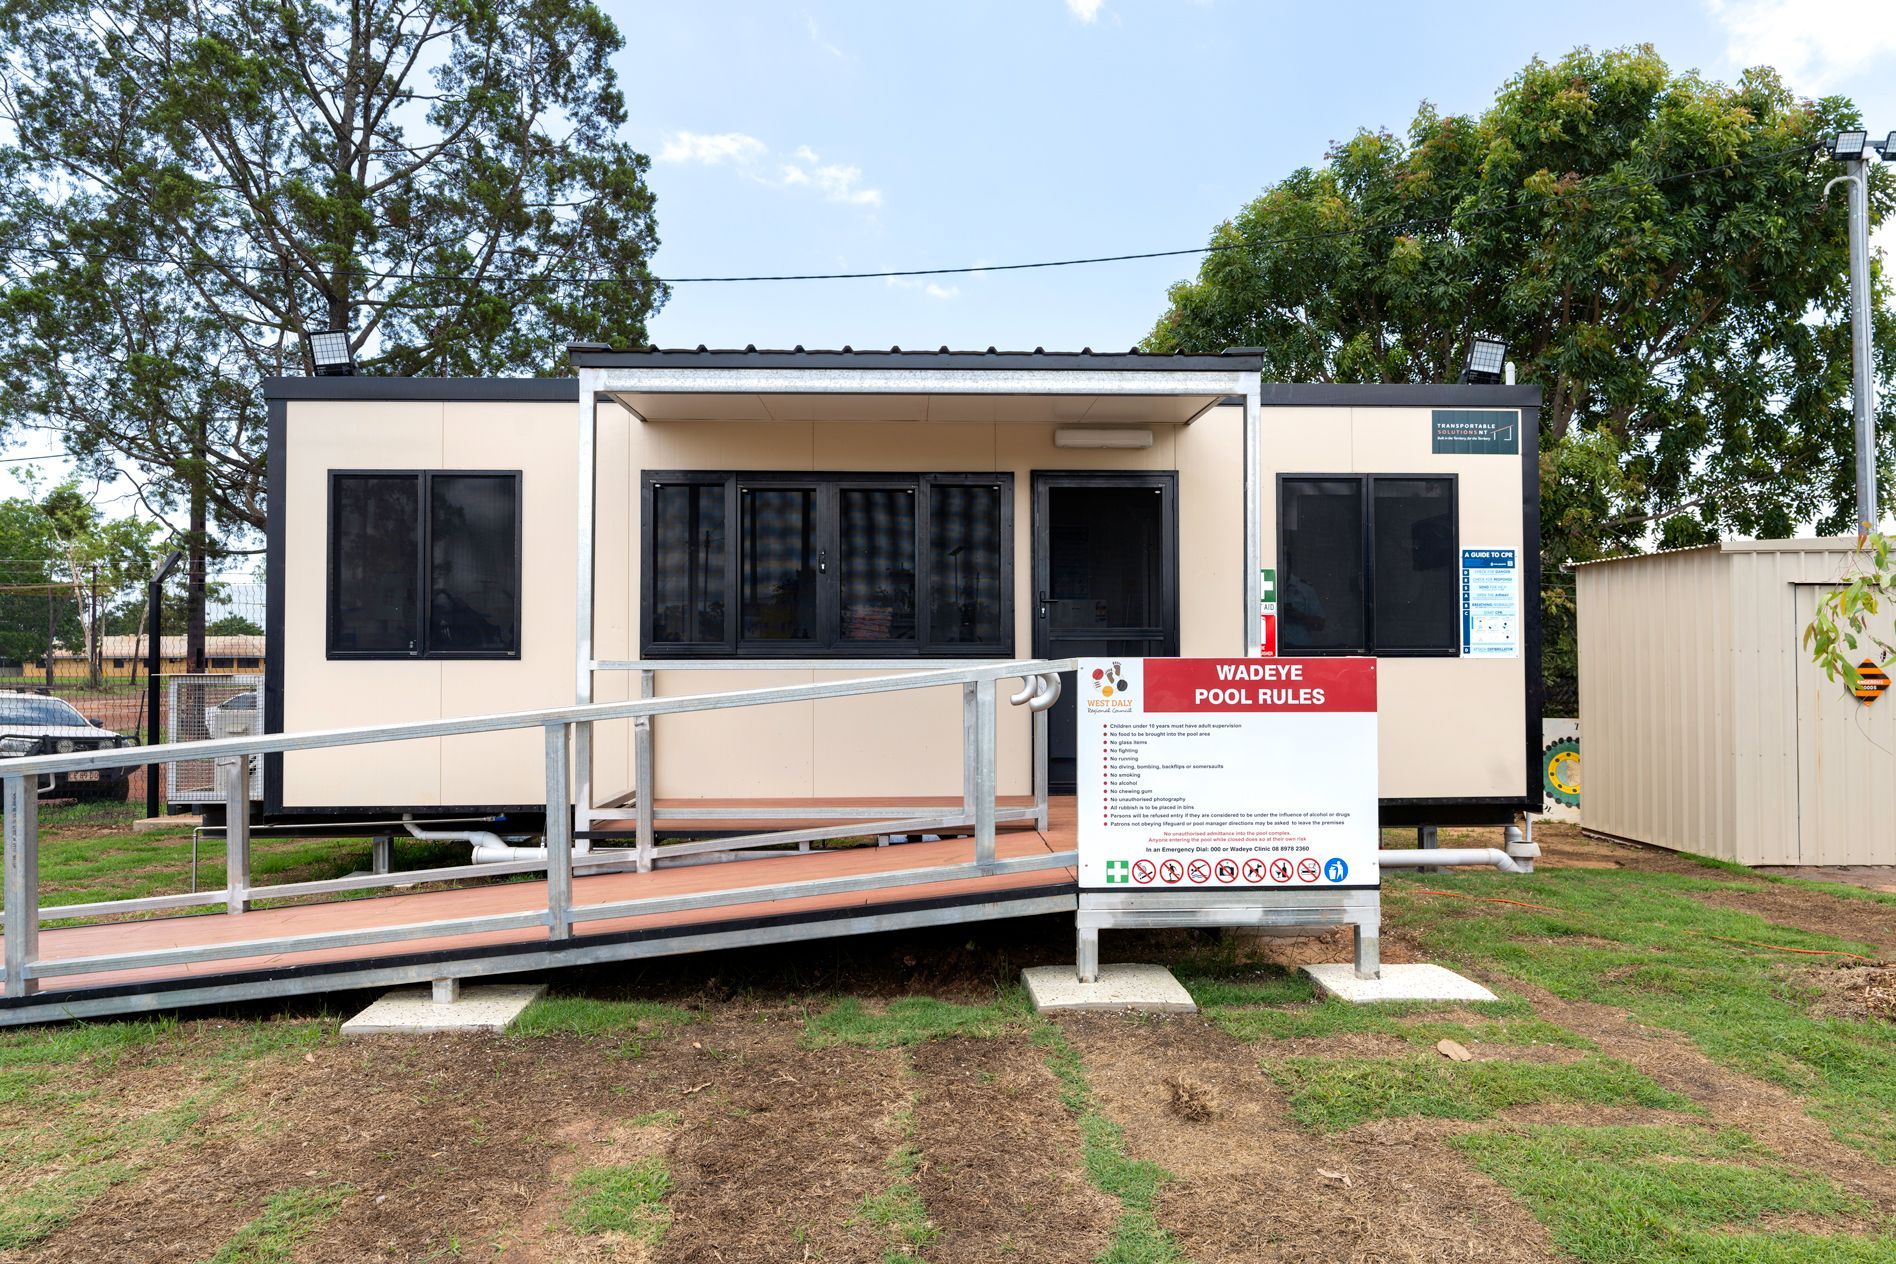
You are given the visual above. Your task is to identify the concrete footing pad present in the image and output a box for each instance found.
[1302,963,1496,1004]
[341,982,546,1035]
[1021,963,1196,1014]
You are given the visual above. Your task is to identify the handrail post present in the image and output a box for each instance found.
[961,681,977,829]
[973,678,996,866]
[218,755,250,914]
[1032,702,1050,834]
[545,722,573,940]
[635,669,655,872]
[4,774,40,996]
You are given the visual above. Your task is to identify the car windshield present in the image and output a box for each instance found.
[0,696,90,727]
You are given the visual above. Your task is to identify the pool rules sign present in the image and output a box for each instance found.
[1078,658,1379,891]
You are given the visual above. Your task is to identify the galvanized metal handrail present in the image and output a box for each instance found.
[1,658,1078,999]
[0,658,1077,779]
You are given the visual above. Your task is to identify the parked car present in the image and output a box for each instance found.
[0,691,139,799]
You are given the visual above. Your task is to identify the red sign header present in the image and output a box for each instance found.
[1141,658,1376,713]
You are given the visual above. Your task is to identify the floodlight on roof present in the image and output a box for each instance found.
[1882,132,1896,158]
[1459,335,1507,385]
[304,329,355,377]
[1831,130,1870,160]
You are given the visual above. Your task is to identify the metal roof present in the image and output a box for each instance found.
[565,344,1266,373]
[1569,537,1862,568]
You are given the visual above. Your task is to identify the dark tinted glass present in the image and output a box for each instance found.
[1280,478,1364,651]
[332,475,419,653]
[1046,486,1162,631]
[927,482,1006,647]
[651,483,727,643]
[741,486,818,641]
[838,487,916,641]
[427,475,518,654]
[1372,478,1456,650]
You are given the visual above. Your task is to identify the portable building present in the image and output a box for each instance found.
[260,348,1542,828]
[1575,538,1896,865]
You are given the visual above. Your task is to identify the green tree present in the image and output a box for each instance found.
[207,613,263,637]
[1146,46,1895,703]
[0,0,667,666]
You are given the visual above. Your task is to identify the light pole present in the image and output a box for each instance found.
[1823,130,1892,543]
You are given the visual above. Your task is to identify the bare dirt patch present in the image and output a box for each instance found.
[1810,962,1896,1023]
[656,1013,908,1263]
[1062,1014,1565,1263]
[908,1035,1116,1264]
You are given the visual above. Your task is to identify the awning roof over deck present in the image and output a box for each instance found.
[568,344,1264,425]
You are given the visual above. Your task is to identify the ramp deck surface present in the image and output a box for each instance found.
[0,798,1078,1023]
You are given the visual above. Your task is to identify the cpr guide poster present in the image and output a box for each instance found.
[1077,657,1379,892]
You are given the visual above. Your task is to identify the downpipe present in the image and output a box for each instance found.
[402,817,546,864]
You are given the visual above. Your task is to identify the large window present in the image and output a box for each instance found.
[1278,474,1457,656]
[642,472,1013,657]
[328,471,521,659]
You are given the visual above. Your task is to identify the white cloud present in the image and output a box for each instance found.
[1065,0,1105,22]
[802,12,845,59]
[779,145,882,207]
[885,276,959,301]
[656,131,767,165]
[1705,0,1896,93]
[656,133,882,209]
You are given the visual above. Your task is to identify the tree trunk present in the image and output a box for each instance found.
[187,417,208,676]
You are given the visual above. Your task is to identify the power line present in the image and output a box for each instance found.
[0,142,1826,290]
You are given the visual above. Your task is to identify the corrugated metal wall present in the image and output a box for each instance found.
[1577,548,1735,856]
[1579,541,1896,866]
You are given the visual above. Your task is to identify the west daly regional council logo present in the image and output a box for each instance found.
[1091,662,1131,697]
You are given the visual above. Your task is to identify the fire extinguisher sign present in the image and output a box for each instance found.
[1078,657,1379,892]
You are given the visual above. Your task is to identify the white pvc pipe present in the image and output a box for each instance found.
[1377,848,1529,875]
[403,819,546,865]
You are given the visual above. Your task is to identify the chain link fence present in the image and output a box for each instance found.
[0,564,265,802]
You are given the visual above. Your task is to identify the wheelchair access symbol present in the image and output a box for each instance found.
[1323,857,1350,883]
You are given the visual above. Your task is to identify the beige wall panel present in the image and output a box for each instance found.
[591,402,635,804]
[638,420,816,471]
[1377,660,1525,798]
[813,422,996,471]
[281,401,447,806]
[651,669,815,798]
[809,673,1032,798]
[1176,408,1245,657]
[1261,404,1527,803]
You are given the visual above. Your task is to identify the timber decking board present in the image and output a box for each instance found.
[2,798,1078,1000]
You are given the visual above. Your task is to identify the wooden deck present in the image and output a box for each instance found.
[0,798,1079,1021]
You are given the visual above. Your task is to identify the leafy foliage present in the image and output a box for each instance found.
[1803,532,1894,690]
[0,0,668,535]
[1146,46,1896,687]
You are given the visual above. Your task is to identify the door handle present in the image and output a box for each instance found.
[818,549,827,575]
[1038,590,1048,620]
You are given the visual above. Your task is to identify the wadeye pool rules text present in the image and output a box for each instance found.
[1078,658,1379,892]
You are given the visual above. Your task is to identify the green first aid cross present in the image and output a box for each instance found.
[1105,859,1130,884]
[1260,568,1276,602]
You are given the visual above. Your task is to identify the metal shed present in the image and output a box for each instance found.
[1575,538,1895,866]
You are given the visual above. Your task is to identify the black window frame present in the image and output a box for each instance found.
[1276,472,1459,658]
[640,470,1015,659]
[326,469,524,661]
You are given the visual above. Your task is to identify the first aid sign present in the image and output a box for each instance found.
[1078,658,1379,891]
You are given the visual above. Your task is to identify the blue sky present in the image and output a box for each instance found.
[608,0,1896,353]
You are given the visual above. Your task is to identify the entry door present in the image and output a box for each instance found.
[1032,473,1179,792]
[1793,585,1896,865]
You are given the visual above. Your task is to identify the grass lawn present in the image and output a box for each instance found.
[0,819,1890,1261]
[3,801,472,920]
